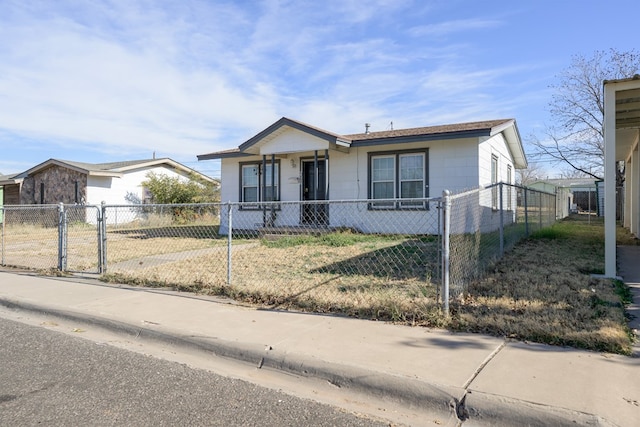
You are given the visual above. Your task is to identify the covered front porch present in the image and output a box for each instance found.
[604,76,640,277]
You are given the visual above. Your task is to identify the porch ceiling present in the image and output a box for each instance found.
[615,82,640,160]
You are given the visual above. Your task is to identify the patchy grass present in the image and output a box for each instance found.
[4,212,635,355]
[449,215,634,355]
[102,231,443,325]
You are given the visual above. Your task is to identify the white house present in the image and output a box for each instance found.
[0,158,215,207]
[198,117,527,234]
[604,76,640,277]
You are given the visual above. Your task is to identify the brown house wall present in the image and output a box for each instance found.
[3,184,20,204]
[21,166,87,204]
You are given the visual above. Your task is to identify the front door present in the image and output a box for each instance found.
[302,159,328,225]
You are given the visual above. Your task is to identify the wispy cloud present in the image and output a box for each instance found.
[409,18,502,38]
[0,0,551,174]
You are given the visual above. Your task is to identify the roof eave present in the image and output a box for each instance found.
[238,117,346,153]
[198,151,252,160]
[351,128,492,147]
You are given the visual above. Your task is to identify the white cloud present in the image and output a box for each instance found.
[0,0,551,169]
[409,18,502,38]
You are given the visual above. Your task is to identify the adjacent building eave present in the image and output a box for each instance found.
[14,158,216,183]
[490,119,528,169]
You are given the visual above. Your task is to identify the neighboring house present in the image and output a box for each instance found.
[0,158,215,207]
[530,178,600,217]
[0,172,22,205]
[198,117,527,234]
[0,172,23,222]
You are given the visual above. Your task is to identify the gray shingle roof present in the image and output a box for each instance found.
[345,119,513,141]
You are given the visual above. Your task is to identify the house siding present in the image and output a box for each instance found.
[86,166,190,205]
[3,184,20,205]
[218,136,485,234]
[20,166,87,205]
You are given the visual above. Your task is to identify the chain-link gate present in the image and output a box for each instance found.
[65,205,102,273]
[0,204,103,273]
[1,205,60,270]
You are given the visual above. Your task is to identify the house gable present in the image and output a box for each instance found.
[8,157,215,206]
[252,127,335,156]
[21,164,88,204]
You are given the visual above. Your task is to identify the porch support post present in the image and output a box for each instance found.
[325,149,329,200]
[604,81,617,278]
[313,150,318,225]
[631,147,639,235]
[271,153,276,226]
[262,155,267,227]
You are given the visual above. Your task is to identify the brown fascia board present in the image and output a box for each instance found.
[198,118,523,160]
[238,117,347,152]
[198,149,253,160]
[347,119,512,146]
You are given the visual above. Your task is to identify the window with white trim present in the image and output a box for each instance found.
[369,150,428,209]
[491,155,499,209]
[240,162,279,206]
[507,164,513,210]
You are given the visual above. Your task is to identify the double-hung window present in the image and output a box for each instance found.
[371,156,395,207]
[491,155,499,209]
[369,150,428,209]
[240,162,279,207]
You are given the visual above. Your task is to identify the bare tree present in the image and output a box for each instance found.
[516,162,545,186]
[531,49,640,180]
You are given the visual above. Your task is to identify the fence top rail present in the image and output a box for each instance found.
[0,204,61,210]
[230,197,442,207]
[484,182,557,196]
[449,182,557,200]
[1,197,445,212]
[95,198,443,209]
[103,202,222,209]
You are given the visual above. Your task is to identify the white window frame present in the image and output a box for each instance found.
[507,164,513,211]
[369,150,428,210]
[398,153,426,208]
[239,161,280,208]
[371,154,396,208]
[491,154,499,209]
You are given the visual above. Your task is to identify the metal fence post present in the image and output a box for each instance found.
[227,202,233,285]
[524,188,529,237]
[539,192,542,230]
[98,202,106,274]
[1,208,4,266]
[499,183,504,257]
[58,203,67,271]
[441,190,451,316]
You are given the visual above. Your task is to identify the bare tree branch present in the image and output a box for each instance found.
[532,49,640,180]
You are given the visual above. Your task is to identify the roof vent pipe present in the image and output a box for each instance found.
[365,123,370,134]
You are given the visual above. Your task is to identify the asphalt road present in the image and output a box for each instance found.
[0,317,389,426]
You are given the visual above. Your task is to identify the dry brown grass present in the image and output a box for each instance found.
[449,215,635,355]
[102,232,442,324]
[103,215,635,355]
[4,213,635,354]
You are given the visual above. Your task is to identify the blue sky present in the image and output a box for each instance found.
[1,0,638,179]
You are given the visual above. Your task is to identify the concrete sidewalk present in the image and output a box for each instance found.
[0,270,638,426]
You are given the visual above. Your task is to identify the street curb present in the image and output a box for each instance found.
[0,297,618,427]
[462,390,618,427]
[0,297,460,421]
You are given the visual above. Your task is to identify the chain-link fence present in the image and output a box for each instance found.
[0,204,103,272]
[101,199,442,315]
[1,182,557,316]
[444,183,557,302]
